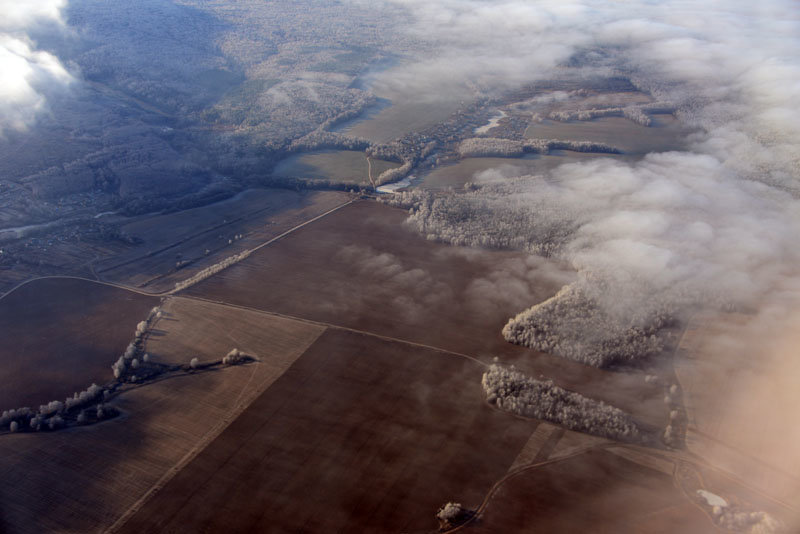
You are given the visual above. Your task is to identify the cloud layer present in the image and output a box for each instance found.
[375,0,800,508]
[0,0,73,134]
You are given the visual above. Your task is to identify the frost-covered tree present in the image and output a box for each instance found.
[174,250,252,291]
[47,415,64,430]
[482,364,641,441]
[437,502,464,522]
[39,400,64,417]
[222,348,245,365]
[65,384,103,410]
[502,283,672,367]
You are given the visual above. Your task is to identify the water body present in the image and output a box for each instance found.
[376,176,415,194]
[474,110,507,134]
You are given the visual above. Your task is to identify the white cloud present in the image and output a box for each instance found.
[0,0,74,134]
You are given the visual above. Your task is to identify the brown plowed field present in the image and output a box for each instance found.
[0,277,157,410]
[0,297,324,534]
[97,189,349,292]
[471,449,714,534]
[117,328,538,533]
[185,200,667,428]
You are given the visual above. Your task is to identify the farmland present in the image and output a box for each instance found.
[116,328,537,533]
[95,189,351,292]
[0,278,156,410]
[0,295,325,534]
[469,448,715,534]
[184,200,669,428]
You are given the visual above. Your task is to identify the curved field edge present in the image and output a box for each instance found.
[0,296,325,534]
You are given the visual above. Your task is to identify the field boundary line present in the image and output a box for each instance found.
[0,275,159,302]
[177,294,490,368]
[0,197,357,303]
[245,198,355,256]
[103,325,327,534]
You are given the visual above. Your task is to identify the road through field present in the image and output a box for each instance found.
[0,197,357,303]
[181,294,491,369]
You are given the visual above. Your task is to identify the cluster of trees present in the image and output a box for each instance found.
[482,364,641,441]
[365,140,425,186]
[366,142,407,163]
[502,283,673,368]
[381,187,577,257]
[1,382,114,434]
[222,348,246,365]
[436,502,470,530]
[548,102,675,127]
[0,407,32,433]
[383,184,683,369]
[375,161,414,186]
[549,106,651,126]
[174,250,252,291]
[457,137,526,157]
[113,306,161,380]
[457,137,621,158]
[288,130,370,153]
[64,384,104,411]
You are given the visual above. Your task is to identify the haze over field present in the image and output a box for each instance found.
[1,0,798,532]
[373,1,800,520]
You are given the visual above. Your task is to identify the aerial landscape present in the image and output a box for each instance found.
[0,1,798,532]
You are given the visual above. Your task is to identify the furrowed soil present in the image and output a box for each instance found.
[0,296,324,534]
[95,189,350,292]
[470,448,714,534]
[117,328,538,533]
[0,277,157,410]
[186,200,668,428]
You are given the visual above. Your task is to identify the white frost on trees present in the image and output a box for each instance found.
[482,364,640,441]
[174,249,252,291]
[112,356,126,378]
[222,348,245,365]
[437,502,464,521]
[549,105,654,126]
[65,384,103,410]
[457,137,621,158]
[39,400,64,417]
[502,283,672,367]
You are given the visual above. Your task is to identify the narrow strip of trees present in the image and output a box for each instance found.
[482,364,641,441]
